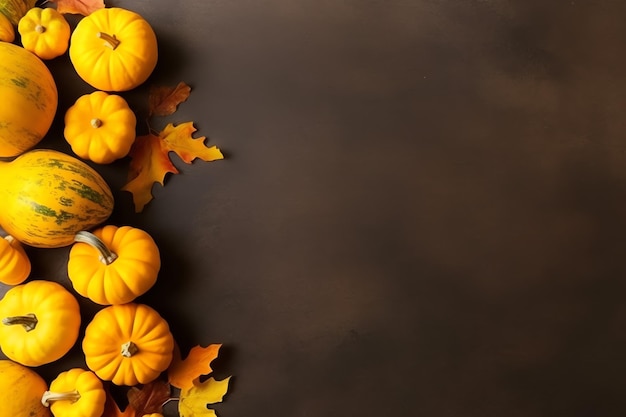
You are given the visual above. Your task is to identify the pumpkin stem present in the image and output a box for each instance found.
[74,231,118,265]
[3,235,14,244]
[97,32,120,50]
[41,390,81,407]
[2,313,37,331]
[35,24,46,33]
[121,341,139,357]
[90,118,103,128]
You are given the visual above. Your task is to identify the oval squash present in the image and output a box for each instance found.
[0,149,114,248]
[0,41,58,158]
[0,359,51,417]
[0,0,36,26]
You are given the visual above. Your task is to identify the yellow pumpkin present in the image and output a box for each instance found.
[18,7,70,60]
[42,368,106,417]
[64,91,137,164]
[0,280,81,366]
[0,42,57,158]
[69,7,158,91]
[68,225,160,305]
[0,12,14,42]
[0,234,30,285]
[82,303,174,386]
[0,359,51,417]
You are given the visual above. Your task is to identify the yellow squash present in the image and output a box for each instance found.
[0,234,30,285]
[42,368,106,417]
[0,0,36,26]
[0,42,57,158]
[18,7,70,60]
[64,91,137,164]
[69,7,158,91]
[0,359,51,417]
[0,280,81,367]
[0,149,114,248]
[82,303,174,386]
[68,225,160,305]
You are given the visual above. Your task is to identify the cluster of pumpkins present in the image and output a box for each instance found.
[0,2,178,417]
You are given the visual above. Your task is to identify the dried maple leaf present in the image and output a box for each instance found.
[102,390,136,417]
[149,82,192,117]
[168,343,222,390]
[47,0,105,15]
[127,380,171,416]
[122,123,223,212]
[179,377,231,417]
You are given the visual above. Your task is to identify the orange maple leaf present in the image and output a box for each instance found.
[48,0,105,15]
[122,122,222,212]
[168,343,222,390]
[122,132,178,212]
[149,82,192,117]
[102,390,136,417]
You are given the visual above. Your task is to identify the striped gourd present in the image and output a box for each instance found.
[0,149,114,248]
[0,0,36,26]
[0,41,57,158]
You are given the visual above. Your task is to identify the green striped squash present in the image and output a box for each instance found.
[0,41,57,158]
[0,0,36,26]
[0,149,114,248]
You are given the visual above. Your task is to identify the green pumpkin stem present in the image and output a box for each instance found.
[2,313,37,331]
[97,32,120,49]
[41,390,81,407]
[74,231,118,265]
[121,341,139,357]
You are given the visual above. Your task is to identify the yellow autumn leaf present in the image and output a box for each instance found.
[168,343,222,390]
[161,122,224,164]
[179,377,231,417]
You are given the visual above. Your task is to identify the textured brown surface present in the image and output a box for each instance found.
[3,0,626,416]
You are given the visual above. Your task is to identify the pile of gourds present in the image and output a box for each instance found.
[0,2,178,417]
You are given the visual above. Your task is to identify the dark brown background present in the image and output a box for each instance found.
[3,0,626,416]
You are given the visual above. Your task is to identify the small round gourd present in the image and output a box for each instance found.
[0,359,50,417]
[69,7,158,91]
[42,368,106,417]
[83,303,174,386]
[0,280,81,366]
[64,91,137,164]
[0,234,30,285]
[68,225,160,305]
[18,7,70,60]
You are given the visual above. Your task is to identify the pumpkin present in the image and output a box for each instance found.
[42,368,106,417]
[0,359,51,417]
[0,234,30,285]
[69,7,158,91]
[68,226,160,305]
[0,149,114,248]
[0,280,81,367]
[64,91,137,164]
[0,0,36,26]
[0,12,14,42]
[18,7,70,60]
[0,41,57,158]
[82,303,174,386]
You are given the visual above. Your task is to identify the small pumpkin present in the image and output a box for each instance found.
[0,280,81,367]
[64,91,137,164]
[0,234,31,285]
[18,7,70,60]
[69,7,158,91]
[82,303,174,386]
[68,225,160,305]
[0,359,50,417]
[42,368,106,417]
[0,12,14,42]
